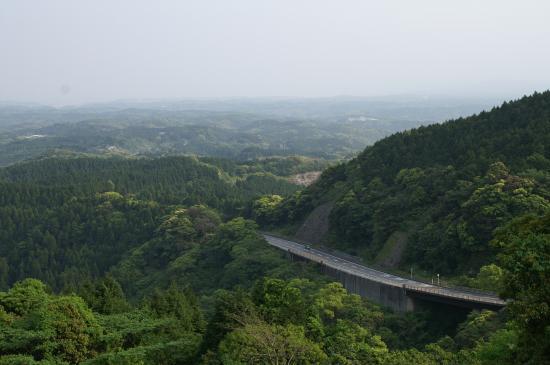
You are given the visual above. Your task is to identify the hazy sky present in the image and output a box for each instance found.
[1,0,549,105]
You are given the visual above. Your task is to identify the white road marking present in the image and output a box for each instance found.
[263,234,505,306]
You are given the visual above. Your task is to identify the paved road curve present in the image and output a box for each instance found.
[263,233,506,307]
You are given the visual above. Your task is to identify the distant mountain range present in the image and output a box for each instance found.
[0,96,499,166]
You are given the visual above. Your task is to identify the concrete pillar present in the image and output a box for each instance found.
[315,260,414,312]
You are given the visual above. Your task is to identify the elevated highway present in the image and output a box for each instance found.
[263,234,506,312]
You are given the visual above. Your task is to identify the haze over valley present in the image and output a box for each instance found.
[0,96,499,167]
[0,1,549,364]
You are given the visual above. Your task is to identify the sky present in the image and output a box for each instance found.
[1,0,549,105]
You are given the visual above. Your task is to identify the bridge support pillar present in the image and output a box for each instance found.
[318,262,416,312]
[274,239,505,313]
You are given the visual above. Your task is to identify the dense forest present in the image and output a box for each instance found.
[268,91,550,279]
[0,154,309,290]
[0,107,428,167]
[0,212,547,363]
[0,96,498,167]
[0,92,548,364]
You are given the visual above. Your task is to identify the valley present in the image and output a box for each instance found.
[0,92,548,364]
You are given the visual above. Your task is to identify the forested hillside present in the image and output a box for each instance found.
[269,91,550,277]
[0,155,300,210]
[0,276,512,365]
[0,93,548,364]
[4,0,550,361]
[0,155,303,291]
[1,210,547,363]
[1,153,512,364]
[0,96,500,167]
[0,103,434,166]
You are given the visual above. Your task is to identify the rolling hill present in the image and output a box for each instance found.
[272,91,550,276]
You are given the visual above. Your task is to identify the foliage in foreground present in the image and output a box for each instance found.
[0,275,536,365]
[0,210,547,364]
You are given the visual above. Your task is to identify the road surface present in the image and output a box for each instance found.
[263,233,506,307]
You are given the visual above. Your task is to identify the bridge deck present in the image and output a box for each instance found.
[263,234,506,307]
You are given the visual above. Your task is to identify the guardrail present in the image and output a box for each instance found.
[265,236,402,288]
[405,285,506,305]
[261,231,505,305]
[292,248,402,288]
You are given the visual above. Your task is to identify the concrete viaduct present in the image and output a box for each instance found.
[263,233,506,312]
